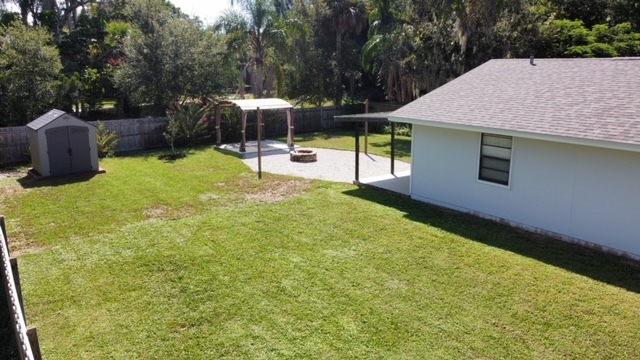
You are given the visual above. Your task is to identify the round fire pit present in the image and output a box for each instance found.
[290,148,317,162]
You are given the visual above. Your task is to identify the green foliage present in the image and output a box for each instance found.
[216,0,286,99]
[96,121,120,158]
[115,0,232,110]
[382,124,412,137]
[163,117,180,154]
[0,20,62,126]
[165,98,213,148]
[541,20,640,57]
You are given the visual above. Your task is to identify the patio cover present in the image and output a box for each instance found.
[229,98,293,111]
[215,98,295,152]
[334,112,398,182]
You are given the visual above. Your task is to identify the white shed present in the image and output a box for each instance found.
[27,109,99,177]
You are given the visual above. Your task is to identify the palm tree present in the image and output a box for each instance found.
[222,0,284,98]
[323,0,366,105]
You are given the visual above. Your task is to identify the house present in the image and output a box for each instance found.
[27,109,99,177]
[388,57,640,260]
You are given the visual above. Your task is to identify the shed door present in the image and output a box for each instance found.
[45,126,92,175]
[46,127,72,175]
[68,126,92,173]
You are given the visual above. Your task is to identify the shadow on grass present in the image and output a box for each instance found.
[342,187,640,294]
[17,171,99,189]
[113,146,202,161]
[369,138,412,160]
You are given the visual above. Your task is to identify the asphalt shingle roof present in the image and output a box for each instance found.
[26,109,66,130]
[390,57,640,150]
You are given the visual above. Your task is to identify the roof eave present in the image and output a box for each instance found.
[390,115,640,154]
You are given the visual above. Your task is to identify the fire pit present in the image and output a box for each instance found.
[290,148,317,162]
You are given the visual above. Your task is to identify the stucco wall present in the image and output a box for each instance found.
[410,125,640,257]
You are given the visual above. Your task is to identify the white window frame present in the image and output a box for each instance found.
[478,133,513,187]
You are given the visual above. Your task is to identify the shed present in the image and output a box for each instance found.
[27,109,99,177]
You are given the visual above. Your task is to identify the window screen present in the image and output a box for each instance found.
[479,134,512,186]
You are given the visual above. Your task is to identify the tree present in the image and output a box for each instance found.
[0,20,62,126]
[114,0,232,111]
[217,0,285,99]
[360,0,419,102]
[281,0,334,105]
[319,0,367,105]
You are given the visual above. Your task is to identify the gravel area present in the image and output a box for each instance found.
[241,148,410,183]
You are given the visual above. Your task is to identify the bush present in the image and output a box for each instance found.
[382,124,412,137]
[165,98,212,148]
[96,121,120,158]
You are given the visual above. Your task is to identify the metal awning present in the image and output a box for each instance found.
[334,112,391,123]
[226,98,293,111]
[215,98,296,179]
[333,111,399,182]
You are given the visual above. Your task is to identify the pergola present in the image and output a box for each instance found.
[334,112,397,182]
[214,98,295,152]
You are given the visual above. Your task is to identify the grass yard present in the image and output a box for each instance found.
[1,145,640,359]
[277,129,412,162]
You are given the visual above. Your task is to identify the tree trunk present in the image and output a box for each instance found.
[335,29,343,106]
[254,63,264,98]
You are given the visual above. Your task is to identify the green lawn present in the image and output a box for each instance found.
[277,129,412,162]
[1,145,639,359]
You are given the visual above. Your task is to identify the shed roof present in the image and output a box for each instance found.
[227,98,293,111]
[26,109,66,130]
[389,57,640,152]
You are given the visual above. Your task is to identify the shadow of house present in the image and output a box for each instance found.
[342,187,640,294]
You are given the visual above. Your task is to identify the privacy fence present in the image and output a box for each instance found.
[0,106,359,165]
[1,217,42,360]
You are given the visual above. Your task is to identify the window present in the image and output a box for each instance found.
[479,134,512,186]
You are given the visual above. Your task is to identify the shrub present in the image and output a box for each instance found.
[164,119,180,154]
[165,98,212,147]
[382,124,412,137]
[96,121,120,158]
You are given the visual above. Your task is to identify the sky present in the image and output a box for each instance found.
[169,0,234,25]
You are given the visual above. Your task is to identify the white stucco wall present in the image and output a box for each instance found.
[410,125,640,258]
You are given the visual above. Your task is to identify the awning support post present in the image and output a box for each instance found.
[287,108,295,148]
[257,108,263,179]
[391,122,396,175]
[364,99,369,155]
[215,105,222,146]
[355,123,360,182]
[240,111,247,152]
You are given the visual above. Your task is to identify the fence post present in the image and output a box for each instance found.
[1,216,39,360]
[27,326,42,360]
[10,258,25,320]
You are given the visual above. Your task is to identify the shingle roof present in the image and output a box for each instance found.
[26,109,66,130]
[389,57,640,151]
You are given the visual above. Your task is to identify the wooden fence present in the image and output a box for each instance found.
[1,217,42,360]
[0,106,358,165]
[87,118,169,153]
[0,127,30,166]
